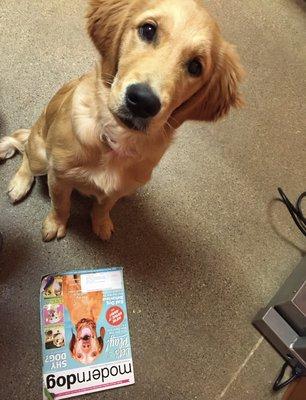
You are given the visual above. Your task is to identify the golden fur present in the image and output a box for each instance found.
[62,275,105,365]
[0,0,244,241]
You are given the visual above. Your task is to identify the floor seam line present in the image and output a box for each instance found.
[216,336,264,399]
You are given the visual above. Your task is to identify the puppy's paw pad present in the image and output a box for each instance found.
[92,218,114,241]
[42,214,67,242]
[7,175,33,203]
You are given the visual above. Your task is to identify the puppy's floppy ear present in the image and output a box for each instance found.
[172,41,245,127]
[87,0,134,78]
[69,333,76,354]
[98,327,106,351]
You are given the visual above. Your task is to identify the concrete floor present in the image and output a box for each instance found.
[0,1,305,399]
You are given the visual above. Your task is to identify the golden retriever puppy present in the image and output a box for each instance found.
[0,0,244,241]
[63,275,105,365]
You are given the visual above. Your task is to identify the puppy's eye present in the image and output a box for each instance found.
[92,352,97,357]
[187,59,202,77]
[139,23,157,42]
[77,353,82,359]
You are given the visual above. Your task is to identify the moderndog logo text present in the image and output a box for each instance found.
[46,361,133,391]
[40,268,134,399]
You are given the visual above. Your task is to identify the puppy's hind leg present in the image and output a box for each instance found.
[8,152,34,203]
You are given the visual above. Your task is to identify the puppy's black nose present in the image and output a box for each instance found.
[83,335,90,341]
[126,84,161,118]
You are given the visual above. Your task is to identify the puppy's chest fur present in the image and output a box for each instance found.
[54,71,172,199]
[65,159,146,199]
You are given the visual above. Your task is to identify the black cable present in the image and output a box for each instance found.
[272,189,306,391]
[278,188,306,236]
[273,362,305,392]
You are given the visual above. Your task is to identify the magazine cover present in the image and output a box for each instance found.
[40,268,134,399]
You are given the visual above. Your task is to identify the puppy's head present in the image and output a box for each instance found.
[44,288,53,297]
[53,280,62,296]
[87,0,244,133]
[70,319,105,365]
[45,330,53,342]
[53,333,65,348]
[47,309,61,324]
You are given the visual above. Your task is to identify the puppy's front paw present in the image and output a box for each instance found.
[92,217,114,241]
[42,213,67,242]
[8,174,33,203]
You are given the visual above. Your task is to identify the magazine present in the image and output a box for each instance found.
[40,268,134,399]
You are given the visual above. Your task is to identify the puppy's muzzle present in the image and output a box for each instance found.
[126,84,161,119]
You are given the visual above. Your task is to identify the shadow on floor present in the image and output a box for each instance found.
[0,112,7,136]
[292,0,306,11]
[0,228,33,282]
[62,190,238,300]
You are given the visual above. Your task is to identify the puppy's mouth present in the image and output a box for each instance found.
[114,108,149,132]
[80,327,93,341]
[118,116,139,131]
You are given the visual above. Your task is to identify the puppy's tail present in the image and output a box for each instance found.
[0,129,30,160]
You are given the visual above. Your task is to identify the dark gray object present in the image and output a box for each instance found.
[254,256,306,370]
